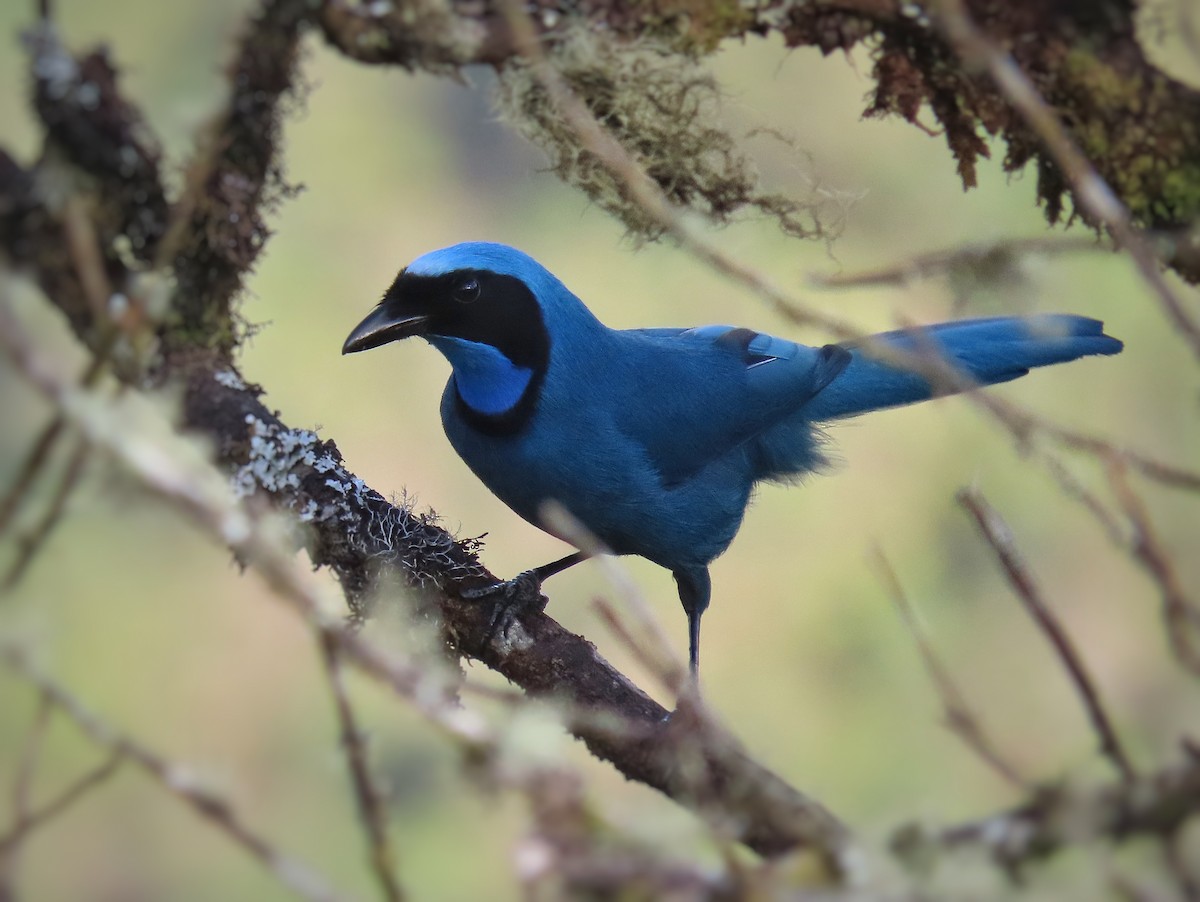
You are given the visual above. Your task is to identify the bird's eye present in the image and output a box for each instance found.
[453,278,481,304]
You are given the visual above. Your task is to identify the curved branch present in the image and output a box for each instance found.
[0,10,854,861]
[167,345,853,864]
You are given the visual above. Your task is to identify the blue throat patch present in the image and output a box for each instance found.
[427,336,534,415]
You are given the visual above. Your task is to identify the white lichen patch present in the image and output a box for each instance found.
[214,368,246,391]
[232,417,369,536]
[232,417,386,535]
[31,30,79,101]
[232,416,319,497]
[231,418,485,603]
[490,615,536,654]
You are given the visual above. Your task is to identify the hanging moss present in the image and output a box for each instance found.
[494,28,835,243]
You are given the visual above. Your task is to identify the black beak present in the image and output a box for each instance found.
[342,304,429,355]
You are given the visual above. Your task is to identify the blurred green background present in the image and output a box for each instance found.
[1,2,1197,899]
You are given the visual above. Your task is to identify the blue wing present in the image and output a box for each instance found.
[607,325,850,486]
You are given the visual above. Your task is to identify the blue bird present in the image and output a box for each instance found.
[342,242,1123,674]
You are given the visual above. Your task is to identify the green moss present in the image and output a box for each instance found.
[1157,164,1200,220]
[494,27,835,243]
[1045,45,1200,229]
[1062,48,1141,109]
[617,0,755,52]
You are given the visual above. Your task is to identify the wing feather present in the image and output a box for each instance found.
[607,326,848,486]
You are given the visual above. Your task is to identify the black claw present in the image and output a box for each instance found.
[461,570,547,609]
[461,554,588,654]
[459,580,502,601]
[462,570,550,652]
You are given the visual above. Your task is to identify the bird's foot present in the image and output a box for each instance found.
[461,570,549,652]
[461,569,548,608]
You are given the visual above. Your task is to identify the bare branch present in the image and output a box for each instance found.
[1164,827,1200,902]
[1040,456,1128,549]
[0,197,119,551]
[810,235,1109,289]
[11,694,51,825]
[540,501,686,695]
[932,754,1200,873]
[3,433,90,590]
[0,418,67,543]
[0,645,346,902]
[511,766,735,899]
[871,546,1030,790]
[318,633,406,902]
[1104,460,1200,676]
[0,752,122,856]
[957,487,1136,783]
[980,394,1200,496]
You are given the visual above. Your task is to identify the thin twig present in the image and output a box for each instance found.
[957,487,1136,782]
[1165,825,1200,902]
[1104,459,1200,676]
[0,418,67,542]
[3,433,90,590]
[0,644,345,902]
[539,501,686,695]
[534,503,748,842]
[537,505,748,864]
[0,194,121,578]
[61,197,113,323]
[0,336,114,549]
[455,678,664,746]
[1040,455,1127,548]
[318,632,405,902]
[870,546,1029,789]
[1012,404,1200,495]
[932,0,1200,363]
[0,753,123,856]
[0,694,52,898]
[811,235,1108,289]
[590,599,679,694]
[937,752,1200,871]
[11,693,52,826]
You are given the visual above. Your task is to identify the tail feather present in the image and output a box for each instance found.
[803,315,1123,422]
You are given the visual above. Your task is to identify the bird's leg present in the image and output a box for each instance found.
[687,612,702,675]
[462,551,587,648]
[672,567,712,676]
[462,550,587,605]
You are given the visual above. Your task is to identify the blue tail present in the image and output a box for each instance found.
[803,315,1123,421]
